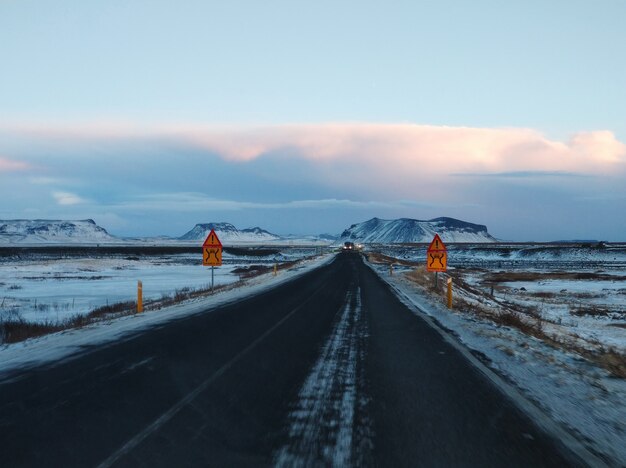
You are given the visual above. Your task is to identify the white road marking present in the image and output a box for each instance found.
[121,356,154,374]
[97,282,328,468]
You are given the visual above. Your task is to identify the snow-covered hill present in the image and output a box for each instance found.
[339,217,497,244]
[179,222,281,244]
[0,219,117,244]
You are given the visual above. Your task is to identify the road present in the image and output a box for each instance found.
[0,252,580,467]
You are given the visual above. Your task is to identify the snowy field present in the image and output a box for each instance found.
[0,253,336,377]
[371,243,626,355]
[0,246,322,324]
[377,242,626,270]
[460,269,626,352]
[366,243,626,465]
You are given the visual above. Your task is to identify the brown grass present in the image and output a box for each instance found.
[483,271,626,283]
[366,252,420,267]
[571,292,602,299]
[571,307,612,318]
[232,265,271,279]
[595,350,626,378]
[529,291,558,299]
[453,296,545,338]
[87,300,137,319]
[0,320,64,343]
[404,266,432,285]
[0,300,138,344]
[403,268,626,379]
[232,261,300,280]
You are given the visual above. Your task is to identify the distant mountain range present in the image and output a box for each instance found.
[0,217,496,245]
[339,217,497,243]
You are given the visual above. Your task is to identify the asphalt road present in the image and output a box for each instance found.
[0,253,580,467]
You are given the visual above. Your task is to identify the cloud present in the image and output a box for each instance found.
[107,192,442,212]
[451,170,590,178]
[4,122,624,178]
[209,125,624,178]
[2,122,625,240]
[52,191,88,205]
[0,156,31,172]
[570,131,625,164]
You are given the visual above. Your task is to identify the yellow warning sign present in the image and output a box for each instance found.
[203,247,222,266]
[426,233,447,272]
[202,229,223,266]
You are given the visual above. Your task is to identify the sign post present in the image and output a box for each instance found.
[203,229,223,292]
[426,234,447,290]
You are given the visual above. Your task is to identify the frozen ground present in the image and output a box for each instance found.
[0,253,335,376]
[460,270,626,353]
[377,242,626,270]
[367,254,626,466]
[372,243,626,354]
[0,247,320,324]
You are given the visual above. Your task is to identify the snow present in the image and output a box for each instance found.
[0,254,336,377]
[179,222,281,243]
[0,219,118,244]
[499,277,625,352]
[0,248,327,324]
[372,243,626,269]
[374,242,626,353]
[340,217,496,244]
[0,256,234,322]
[275,287,369,466]
[0,219,336,246]
[368,261,626,466]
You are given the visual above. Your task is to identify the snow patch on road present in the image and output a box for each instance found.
[274,286,371,467]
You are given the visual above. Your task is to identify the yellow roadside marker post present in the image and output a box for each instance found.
[137,280,143,313]
[274,264,278,276]
[447,277,453,309]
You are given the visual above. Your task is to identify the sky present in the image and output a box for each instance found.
[1,0,625,241]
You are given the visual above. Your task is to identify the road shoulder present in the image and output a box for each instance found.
[365,258,616,467]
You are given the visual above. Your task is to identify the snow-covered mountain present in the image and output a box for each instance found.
[0,219,117,244]
[339,217,497,244]
[179,222,281,244]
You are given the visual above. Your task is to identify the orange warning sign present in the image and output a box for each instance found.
[202,229,223,266]
[203,229,222,248]
[426,233,447,272]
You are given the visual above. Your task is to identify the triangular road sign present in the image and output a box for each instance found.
[203,229,222,248]
[427,233,446,253]
[426,233,447,272]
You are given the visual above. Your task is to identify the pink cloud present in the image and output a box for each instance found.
[165,123,622,169]
[569,131,626,164]
[0,156,31,172]
[2,122,624,177]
